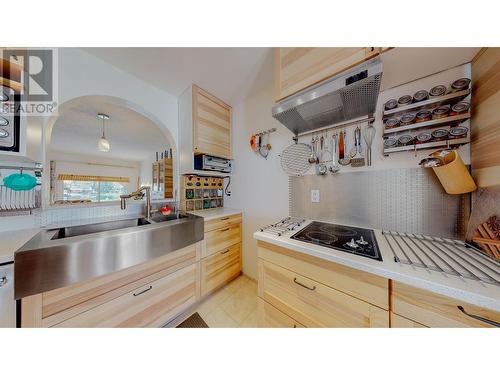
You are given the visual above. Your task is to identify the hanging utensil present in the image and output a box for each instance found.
[329,132,340,174]
[338,129,351,165]
[338,130,345,160]
[351,127,365,167]
[308,136,316,164]
[280,138,313,176]
[363,123,376,166]
[259,133,270,158]
[315,136,320,164]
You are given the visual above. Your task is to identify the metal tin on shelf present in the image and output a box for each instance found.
[449,126,469,139]
[432,105,451,119]
[415,110,432,123]
[431,128,450,141]
[384,99,398,111]
[398,134,414,146]
[413,90,429,103]
[383,137,398,148]
[398,95,413,106]
[450,78,471,92]
[400,113,416,125]
[450,101,470,115]
[416,132,432,143]
[429,85,447,97]
[384,117,400,129]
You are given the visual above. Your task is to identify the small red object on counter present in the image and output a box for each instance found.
[160,206,172,216]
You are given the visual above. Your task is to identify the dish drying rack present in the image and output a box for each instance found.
[0,163,42,215]
[383,231,500,286]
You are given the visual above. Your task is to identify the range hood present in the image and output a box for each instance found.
[272,58,383,135]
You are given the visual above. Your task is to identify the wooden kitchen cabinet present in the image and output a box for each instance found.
[193,85,232,159]
[390,312,428,328]
[258,258,389,328]
[258,298,304,328]
[274,47,381,101]
[52,264,198,328]
[21,242,202,328]
[201,243,241,296]
[392,282,500,328]
[200,213,242,297]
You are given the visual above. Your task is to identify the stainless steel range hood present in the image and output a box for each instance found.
[272,58,383,135]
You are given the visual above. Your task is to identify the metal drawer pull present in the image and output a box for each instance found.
[219,228,230,232]
[220,249,230,254]
[220,217,230,221]
[457,306,500,327]
[133,285,152,297]
[0,276,7,287]
[293,277,316,291]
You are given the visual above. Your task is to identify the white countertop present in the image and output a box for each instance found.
[0,228,40,263]
[189,207,242,221]
[254,219,500,312]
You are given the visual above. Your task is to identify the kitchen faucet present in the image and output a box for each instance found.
[120,186,157,219]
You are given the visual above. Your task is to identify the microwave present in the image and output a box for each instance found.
[194,154,232,173]
[0,86,20,153]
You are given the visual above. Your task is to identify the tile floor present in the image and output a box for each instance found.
[196,275,259,328]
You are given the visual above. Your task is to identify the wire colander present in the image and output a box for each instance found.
[280,141,312,176]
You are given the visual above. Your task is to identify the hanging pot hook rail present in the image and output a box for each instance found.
[253,127,277,137]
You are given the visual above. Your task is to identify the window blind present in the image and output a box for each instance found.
[57,174,130,183]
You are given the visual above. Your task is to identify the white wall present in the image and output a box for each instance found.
[225,85,293,279]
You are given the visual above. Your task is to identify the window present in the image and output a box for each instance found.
[58,174,130,203]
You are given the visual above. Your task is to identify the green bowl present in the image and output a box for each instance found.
[3,173,37,191]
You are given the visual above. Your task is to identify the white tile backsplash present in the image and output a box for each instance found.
[40,203,144,227]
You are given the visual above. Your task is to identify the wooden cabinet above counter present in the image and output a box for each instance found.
[274,47,381,102]
[179,84,233,175]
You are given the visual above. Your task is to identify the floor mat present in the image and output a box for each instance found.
[176,312,209,328]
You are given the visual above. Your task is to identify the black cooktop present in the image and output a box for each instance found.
[290,221,382,261]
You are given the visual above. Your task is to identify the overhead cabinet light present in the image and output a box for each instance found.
[272,59,383,135]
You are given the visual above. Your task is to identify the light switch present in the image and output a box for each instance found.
[311,189,320,203]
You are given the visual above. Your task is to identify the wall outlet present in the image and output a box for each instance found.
[311,189,320,203]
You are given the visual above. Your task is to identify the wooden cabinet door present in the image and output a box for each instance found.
[201,243,241,296]
[52,264,198,328]
[204,223,241,258]
[258,298,304,328]
[192,85,232,159]
[392,282,500,328]
[274,47,380,101]
[391,312,427,328]
[258,259,389,328]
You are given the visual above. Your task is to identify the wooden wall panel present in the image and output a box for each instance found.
[471,47,500,187]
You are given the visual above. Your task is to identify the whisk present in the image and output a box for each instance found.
[363,123,376,166]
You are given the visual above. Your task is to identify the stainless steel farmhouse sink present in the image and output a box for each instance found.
[14,213,204,299]
[51,218,151,239]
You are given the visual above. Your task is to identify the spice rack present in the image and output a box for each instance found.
[382,82,471,155]
[180,175,224,212]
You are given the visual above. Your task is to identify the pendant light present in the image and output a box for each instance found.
[97,113,110,152]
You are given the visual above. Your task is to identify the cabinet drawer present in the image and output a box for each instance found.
[258,298,304,328]
[52,264,198,328]
[204,213,242,232]
[390,312,427,328]
[258,241,388,309]
[201,243,241,296]
[204,223,241,258]
[392,282,500,328]
[258,259,388,328]
[42,243,199,321]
